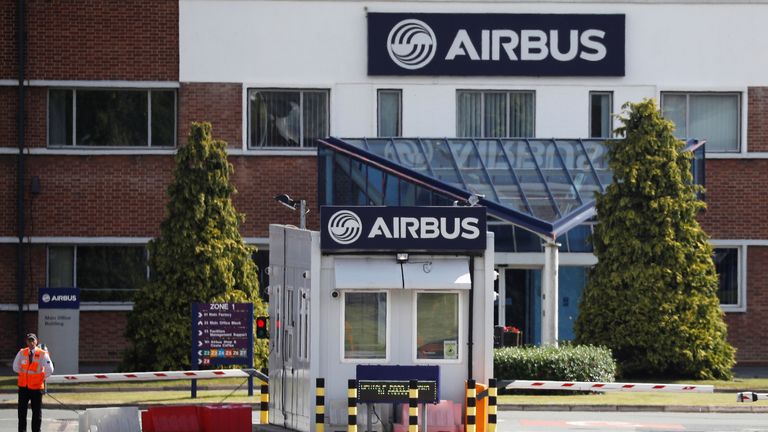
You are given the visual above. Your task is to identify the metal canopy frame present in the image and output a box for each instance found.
[318,137,703,240]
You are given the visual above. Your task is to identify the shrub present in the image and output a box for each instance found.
[494,345,617,382]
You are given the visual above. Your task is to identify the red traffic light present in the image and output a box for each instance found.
[256,318,266,328]
[256,316,269,339]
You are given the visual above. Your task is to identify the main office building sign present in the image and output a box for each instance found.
[368,13,625,76]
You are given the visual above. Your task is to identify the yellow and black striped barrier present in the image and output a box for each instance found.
[408,379,419,432]
[316,378,325,432]
[260,383,269,424]
[466,379,477,432]
[488,378,497,432]
[348,379,358,432]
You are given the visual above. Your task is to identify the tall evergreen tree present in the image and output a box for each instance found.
[574,100,735,379]
[122,122,268,371]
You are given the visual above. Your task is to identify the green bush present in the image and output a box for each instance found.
[494,345,617,382]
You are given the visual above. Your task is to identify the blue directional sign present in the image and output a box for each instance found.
[192,303,253,367]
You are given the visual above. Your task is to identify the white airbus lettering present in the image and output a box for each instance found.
[367,217,480,240]
[444,28,607,62]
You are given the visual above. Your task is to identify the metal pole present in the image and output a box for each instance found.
[299,200,306,230]
[541,240,560,346]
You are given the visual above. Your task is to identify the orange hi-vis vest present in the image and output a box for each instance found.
[17,347,46,390]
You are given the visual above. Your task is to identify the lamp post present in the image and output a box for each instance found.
[274,194,308,229]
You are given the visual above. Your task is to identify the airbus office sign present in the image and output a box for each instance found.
[368,13,625,76]
[321,206,487,251]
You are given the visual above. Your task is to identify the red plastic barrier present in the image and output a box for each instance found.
[141,410,155,432]
[199,404,251,432]
[146,406,202,432]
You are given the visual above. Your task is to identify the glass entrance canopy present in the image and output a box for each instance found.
[318,137,703,239]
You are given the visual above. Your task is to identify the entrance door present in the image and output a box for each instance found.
[503,269,541,345]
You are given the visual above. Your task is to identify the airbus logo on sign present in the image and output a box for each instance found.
[387,19,437,70]
[321,206,487,252]
[328,210,363,244]
[38,288,80,310]
[42,294,51,303]
[369,13,625,76]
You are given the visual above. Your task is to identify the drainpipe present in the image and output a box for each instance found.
[16,0,27,346]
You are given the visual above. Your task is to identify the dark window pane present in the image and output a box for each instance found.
[590,93,611,138]
[48,246,74,287]
[48,90,73,146]
[251,91,300,147]
[713,248,738,306]
[77,246,147,302]
[302,91,328,147]
[76,90,148,146]
[151,91,175,147]
[377,90,401,137]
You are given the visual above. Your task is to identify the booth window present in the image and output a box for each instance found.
[416,292,459,360]
[47,245,148,302]
[661,92,740,152]
[456,90,534,138]
[344,292,388,359]
[48,89,176,147]
[377,89,402,137]
[589,91,612,138]
[248,89,329,148]
[713,247,744,311]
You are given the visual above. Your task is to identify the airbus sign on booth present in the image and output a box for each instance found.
[321,206,487,251]
[368,13,625,76]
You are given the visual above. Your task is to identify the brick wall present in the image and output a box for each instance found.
[178,83,242,149]
[698,159,768,239]
[748,87,768,152]
[724,246,768,364]
[1,0,178,81]
[0,0,15,80]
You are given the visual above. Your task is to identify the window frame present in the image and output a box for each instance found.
[455,89,536,138]
[340,290,390,363]
[46,244,150,305]
[46,88,177,148]
[377,89,403,137]
[710,242,747,313]
[412,290,463,364]
[660,91,742,153]
[246,88,330,149]
[588,91,613,138]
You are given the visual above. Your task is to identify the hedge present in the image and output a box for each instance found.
[494,345,617,382]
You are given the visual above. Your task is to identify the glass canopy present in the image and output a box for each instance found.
[318,137,703,239]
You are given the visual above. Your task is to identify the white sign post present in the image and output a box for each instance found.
[38,288,80,374]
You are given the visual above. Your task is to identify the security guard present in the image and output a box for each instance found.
[13,333,53,432]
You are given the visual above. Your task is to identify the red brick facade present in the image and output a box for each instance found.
[1,0,178,81]
[748,87,768,152]
[724,246,768,364]
[179,83,243,149]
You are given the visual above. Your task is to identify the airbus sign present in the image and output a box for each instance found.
[321,206,487,252]
[369,13,625,76]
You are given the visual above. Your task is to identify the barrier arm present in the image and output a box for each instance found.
[47,369,265,385]
[737,392,768,402]
[500,380,713,393]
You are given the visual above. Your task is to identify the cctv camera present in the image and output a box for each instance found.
[331,290,340,299]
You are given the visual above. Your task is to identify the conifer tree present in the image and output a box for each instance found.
[122,122,268,371]
[574,100,735,379]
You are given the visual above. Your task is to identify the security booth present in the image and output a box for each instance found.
[268,205,495,432]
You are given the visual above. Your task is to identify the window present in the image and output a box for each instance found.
[416,292,459,360]
[661,93,740,152]
[713,247,744,311]
[48,245,148,302]
[343,292,387,360]
[457,90,534,138]
[248,89,329,148]
[48,89,176,147]
[377,89,402,137]
[589,91,612,138]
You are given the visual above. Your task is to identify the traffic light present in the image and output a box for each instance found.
[256,316,269,339]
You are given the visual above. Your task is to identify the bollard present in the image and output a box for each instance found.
[260,383,269,425]
[316,378,325,432]
[348,379,358,432]
[487,378,497,432]
[408,380,419,432]
[466,379,476,432]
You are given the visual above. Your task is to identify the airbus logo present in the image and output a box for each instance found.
[328,210,363,244]
[387,19,437,70]
[42,294,50,303]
